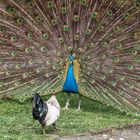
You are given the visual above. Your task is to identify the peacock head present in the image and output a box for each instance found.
[69,50,76,61]
[72,52,76,58]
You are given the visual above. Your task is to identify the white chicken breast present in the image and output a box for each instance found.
[44,96,61,126]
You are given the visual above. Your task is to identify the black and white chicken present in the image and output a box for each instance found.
[32,93,61,135]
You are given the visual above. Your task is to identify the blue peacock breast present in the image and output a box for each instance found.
[63,57,78,93]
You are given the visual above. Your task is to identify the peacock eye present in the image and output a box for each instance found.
[14,81,20,86]
[23,73,28,79]
[101,54,106,59]
[91,79,95,84]
[36,68,41,73]
[120,76,125,81]
[28,2,34,8]
[89,43,94,48]
[47,60,51,65]
[132,50,137,56]
[101,75,106,80]
[108,68,113,73]
[52,19,57,26]
[11,36,17,42]
[16,18,24,25]
[123,13,130,20]
[16,64,21,69]
[68,46,72,52]
[57,52,61,56]
[95,64,100,69]
[116,43,123,49]
[6,71,11,76]
[107,10,113,16]
[47,1,54,8]
[25,48,32,53]
[59,37,64,44]
[27,33,33,39]
[10,8,14,12]
[74,35,80,41]
[81,78,85,83]
[128,65,134,70]
[61,7,67,14]
[7,7,16,13]
[135,1,140,8]
[78,48,82,53]
[48,89,53,93]
[36,16,43,23]
[98,25,104,32]
[63,25,69,32]
[0,58,4,64]
[113,26,121,33]
[85,29,91,35]
[29,60,34,65]
[101,42,108,47]
[74,15,80,22]
[31,80,35,84]
[40,47,46,52]
[91,12,98,18]
[81,86,86,91]
[80,0,87,5]
[129,84,134,89]
[0,27,5,33]
[43,33,49,40]
[11,51,17,57]
[111,81,116,87]
[119,90,124,96]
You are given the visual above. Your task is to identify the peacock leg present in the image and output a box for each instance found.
[76,94,81,111]
[42,126,46,135]
[63,93,70,110]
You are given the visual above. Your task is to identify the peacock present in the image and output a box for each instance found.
[0,0,140,116]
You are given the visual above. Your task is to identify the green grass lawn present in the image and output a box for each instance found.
[0,93,140,140]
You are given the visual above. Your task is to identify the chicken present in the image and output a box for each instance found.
[32,93,61,135]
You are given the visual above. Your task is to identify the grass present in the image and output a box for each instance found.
[0,93,140,140]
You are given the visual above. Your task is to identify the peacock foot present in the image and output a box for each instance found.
[76,108,81,112]
[63,106,69,110]
[63,102,70,110]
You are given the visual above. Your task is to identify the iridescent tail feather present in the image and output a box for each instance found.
[0,0,139,116]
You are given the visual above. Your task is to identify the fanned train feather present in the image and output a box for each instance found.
[0,0,140,116]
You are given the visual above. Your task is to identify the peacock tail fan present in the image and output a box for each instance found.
[0,0,140,116]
